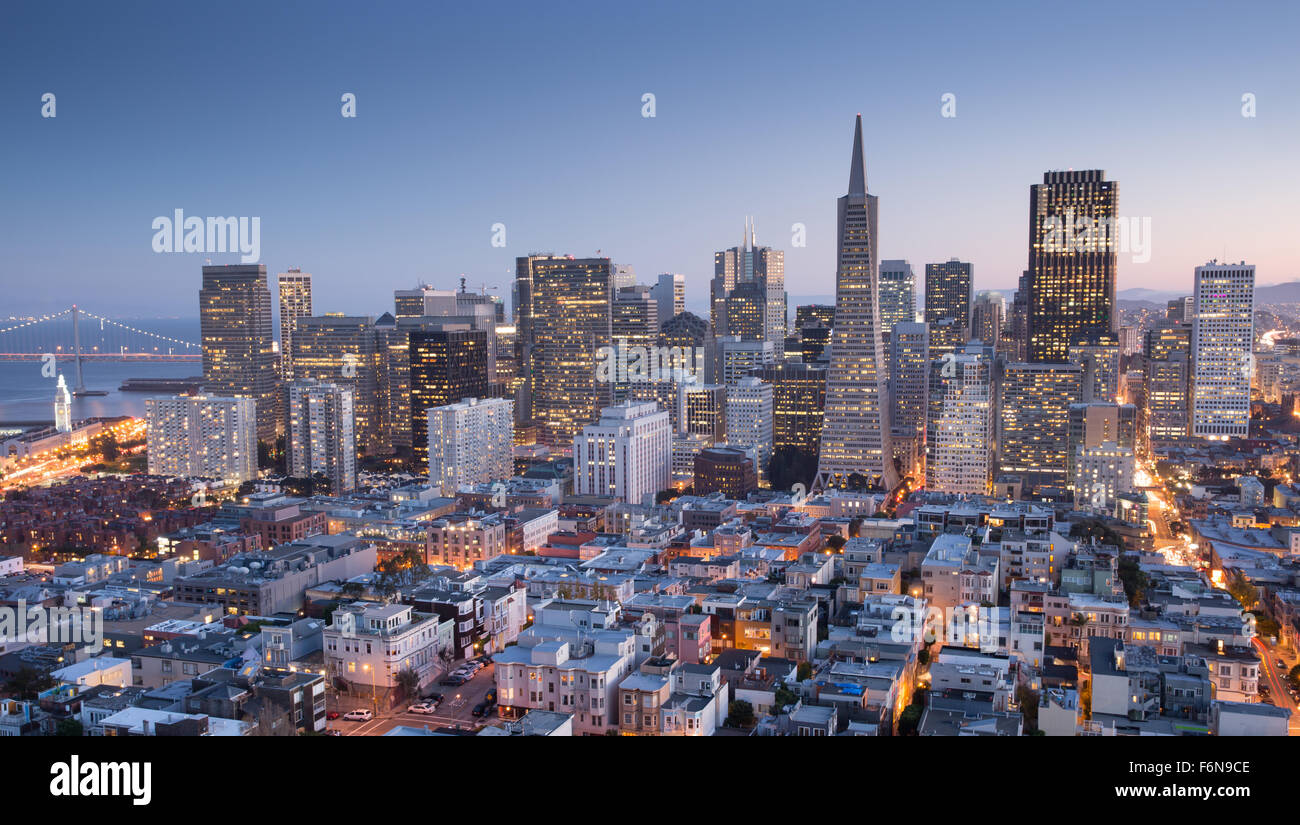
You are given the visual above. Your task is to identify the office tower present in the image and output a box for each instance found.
[287,315,383,455]
[145,395,257,482]
[890,322,930,480]
[1025,170,1119,363]
[1073,443,1134,513]
[573,401,672,505]
[494,323,520,396]
[798,325,832,364]
[997,362,1083,492]
[716,337,775,385]
[795,305,836,330]
[611,285,661,401]
[693,446,758,498]
[395,285,458,318]
[651,273,686,322]
[878,260,916,339]
[924,259,973,358]
[1066,402,1136,492]
[1146,321,1192,361]
[660,311,708,353]
[409,326,489,469]
[971,292,1003,350]
[277,269,313,380]
[427,397,514,496]
[679,382,727,443]
[753,362,826,467]
[1118,326,1141,357]
[454,289,503,384]
[926,347,993,495]
[1008,271,1031,362]
[614,264,638,291]
[1167,296,1195,323]
[1147,353,1191,444]
[628,368,695,432]
[1067,333,1121,403]
[671,432,709,487]
[516,256,614,447]
[1192,262,1255,440]
[285,379,356,494]
[726,377,774,485]
[814,115,897,492]
[53,374,72,433]
[712,218,786,346]
[199,264,278,442]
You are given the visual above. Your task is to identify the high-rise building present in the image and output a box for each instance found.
[753,361,826,468]
[427,397,514,497]
[726,377,774,485]
[717,337,775,386]
[277,269,313,381]
[926,346,993,495]
[971,292,1003,350]
[814,115,897,492]
[394,285,458,318]
[287,315,383,455]
[795,305,836,330]
[200,264,279,442]
[516,256,614,448]
[1192,262,1255,440]
[409,326,489,469]
[1073,443,1135,514]
[612,285,661,402]
[878,259,916,339]
[1066,402,1137,493]
[712,218,786,346]
[285,379,356,494]
[1025,170,1118,363]
[924,259,973,358]
[1067,333,1121,403]
[573,402,672,505]
[651,273,686,323]
[145,395,257,482]
[1147,352,1191,444]
[997,362,1083,492]
[890,322,930,480]
[1167,296,1195,323]
[679,382,727,444]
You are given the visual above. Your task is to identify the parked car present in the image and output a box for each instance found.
[440,674,468,686]
[1277,659,1287,670]
[326,711,340,720]
[472,701,492,717]
[342,709,373,721]
[408,702,437,715]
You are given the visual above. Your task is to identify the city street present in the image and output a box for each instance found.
[328,663,498,736]
[1252,637,1300,736]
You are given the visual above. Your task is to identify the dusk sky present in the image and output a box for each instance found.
[3,0,1297,317]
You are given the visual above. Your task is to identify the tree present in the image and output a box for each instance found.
[1116,555,1149,607]
[1016,685,1040,733]
[727,700,755,728]
[1226,570,1259,610]
[825,535,846,553]
[4,667,54,699]
[395,667,420,702]
[796,661,813,681]
[55,718,84,737]
[774,685,799,709]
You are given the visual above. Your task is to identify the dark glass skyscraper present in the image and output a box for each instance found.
[409,326,489,468]
[200,264,279,442]
[1025,170,1118,363]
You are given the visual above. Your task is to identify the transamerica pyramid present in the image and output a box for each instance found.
[813,114,899,492]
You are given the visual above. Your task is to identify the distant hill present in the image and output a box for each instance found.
[1118,287,1182,302]
[1256,282,1300,304]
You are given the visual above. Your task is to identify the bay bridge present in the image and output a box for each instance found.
[0,306,201,392]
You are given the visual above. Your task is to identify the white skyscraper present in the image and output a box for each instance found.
[1192,262,1255,440]
[286,379,356,494]
[573,401,671,505]
[725,377,774,486]
[926,348,993,495]
[54,374,72,433]
[427,396,514,496]
[651,273,686,323]
[815,114,897,491]
[145,395,257,482]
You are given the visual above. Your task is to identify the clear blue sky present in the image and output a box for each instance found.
[2,0,1297,316]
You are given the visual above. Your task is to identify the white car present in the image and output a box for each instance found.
[408,702,437,715]
[342,709,373,721]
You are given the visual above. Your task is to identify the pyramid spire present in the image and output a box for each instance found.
[848,113,867,196]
